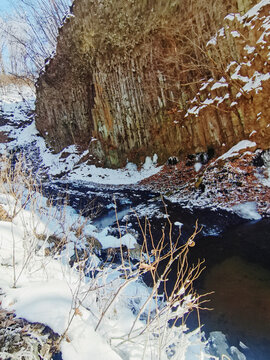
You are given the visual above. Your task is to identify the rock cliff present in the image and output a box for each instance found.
[35,0,270,168]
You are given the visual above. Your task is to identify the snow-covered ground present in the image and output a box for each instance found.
[0,163,209,360]
[2,6,270,351]
[0,84,213,359]
[0,84,161,185]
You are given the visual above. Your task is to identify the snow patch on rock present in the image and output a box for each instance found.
[232,201,262,220]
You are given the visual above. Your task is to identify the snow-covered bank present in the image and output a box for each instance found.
[0,190,123,359]
[0,54,268,360]
[141,140,270,219]
[0,84,212,358]
[1,83,269,219]
[0,158,209,360]
[0,84,161,185]
[42,146,162,184]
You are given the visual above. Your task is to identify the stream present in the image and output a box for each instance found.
[44,179,270,360]
[187,218,270,360]
[1,84,269,359]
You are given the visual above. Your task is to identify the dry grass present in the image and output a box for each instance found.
[66,0,244,112]
[0,204,12,222]
[0,154,210,358]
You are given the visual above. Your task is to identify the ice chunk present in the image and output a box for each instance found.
[125,162,137,172]
[194,163,202,172]
[152,153,158,164]
[231,346,247,360]
[232,201,262,220]
[143,156,153,170]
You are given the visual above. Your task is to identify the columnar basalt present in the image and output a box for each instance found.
[36,0,269,168]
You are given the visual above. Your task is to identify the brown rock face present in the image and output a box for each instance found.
[35,0,269,168]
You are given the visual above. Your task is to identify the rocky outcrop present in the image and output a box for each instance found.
[35,0,270,168]
[140,146,270,216]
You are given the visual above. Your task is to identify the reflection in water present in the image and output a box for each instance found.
[202,256,270,360]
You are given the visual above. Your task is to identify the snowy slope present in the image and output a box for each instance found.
[0,168,209,360]
[0,84,161,185]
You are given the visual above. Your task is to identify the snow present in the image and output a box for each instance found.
[239,341,249,350]
[211,77,228,90]
[0,186,208,360]
[216,93,229,103]
[185,93,229,118]
[142,154,157,170]
[244,45,255,54]
[206,36,217,46]
[243,0,270,21]
[230,347,247,360]
[231,30,241,37]
[0,84,161,186]
[199,78,213,91]
[232,201,262,220]
[174,221,183,228]
[217,140,256,160]
[231,64,250,82]
[186,105,200,116]
[203,0,270,108]
[206,28,225,47]
[92,227,137,249]
[1,1,269,352]
[4,280,74,334]
[0,246,124,360]
[203,98,215,105]
[240,71,270,95]
[260,150,270,187]
[0,83,211,359]
[249,130,257,137]
[218,28,225,37]
[64,156,161,184]
[207,331,246,360]
[61,325,122,360]
[225,13,237,21]
[0,84,34,103]
[225,13,242,22]
[185,1,270,117]
[194,162,202,172]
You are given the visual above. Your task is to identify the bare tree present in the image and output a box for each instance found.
[0,0,72,77]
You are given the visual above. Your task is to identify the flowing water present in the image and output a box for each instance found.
[188,219,270,360]
[45,180,270,359]
[2,84,269,359]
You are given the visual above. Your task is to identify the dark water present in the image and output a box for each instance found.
[44,180,270,359]
[203,257,270,356]
[187,219,270,360]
